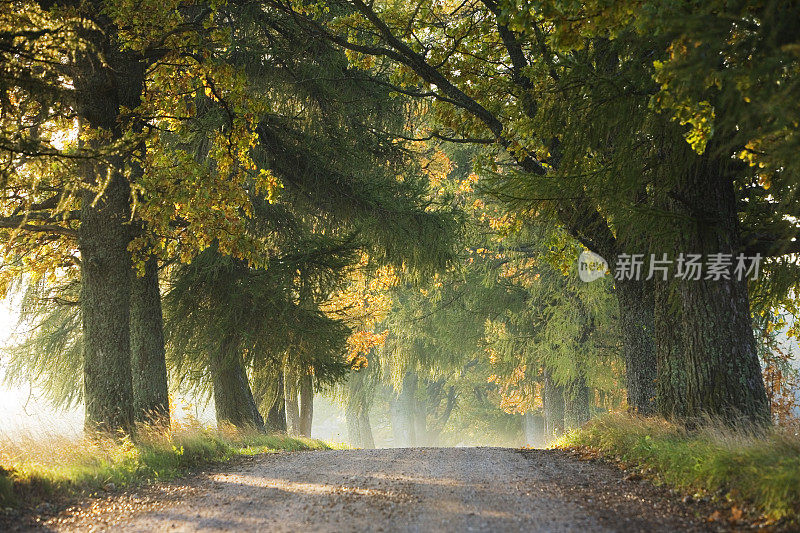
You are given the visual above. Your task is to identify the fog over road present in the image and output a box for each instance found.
[39,447,710,532]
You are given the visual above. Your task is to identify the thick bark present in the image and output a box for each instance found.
[543,370,565,439]
[266,371,287,433]
[75,29,143,435]
[209,340,265,432]
[654,276,687,419]
[80,171,134,435]
[666,153,770,425]
[284,371,300,436]
[564,375,591,430]
[130,255,170,425]
[298,374,313,437]
[613,278,657,415]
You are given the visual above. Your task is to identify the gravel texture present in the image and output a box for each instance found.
[15,447,717,532]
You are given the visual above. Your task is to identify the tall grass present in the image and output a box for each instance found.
[0,421,332,507]
[558,413,800,524]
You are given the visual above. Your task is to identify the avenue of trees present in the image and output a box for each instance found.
[2,0,799,441]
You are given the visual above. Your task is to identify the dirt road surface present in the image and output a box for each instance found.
[26,447,714,532]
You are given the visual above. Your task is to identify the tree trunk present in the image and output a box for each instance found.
[80,171,134,435]
[413,393,427,447]
[130,255,170,425]
[284,370,300,436]
[298,374,313,437]
[523,412,544,447]
[665,152,770,425]
[654,276,688,419]
[358,408,375,449]
[209,340,265,432]
[390,392,410,447]
[543,369,565,440]
[425,385,456,446]
[346,404,361,447]
[266,370,287,433]
[397,372,418,448]
[613,277,657,415]
[400,372,417,446]
[74,17,143,436]
[564,375,591,430]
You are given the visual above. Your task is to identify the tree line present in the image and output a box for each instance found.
[267,0,800,428]
[2,0,799,439]
[1,0,457,435]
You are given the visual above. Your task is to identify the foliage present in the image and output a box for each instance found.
[334,140,623,445]
[1,3,462,420]
[2,277,82,407]
[754,312,800,428]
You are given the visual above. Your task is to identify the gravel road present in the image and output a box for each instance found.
[31,447,713,532]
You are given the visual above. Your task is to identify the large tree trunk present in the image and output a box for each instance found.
[613,277,657,415]
[298,374,313,437]
[425,385,456,446]
[209,340,265,432]
[266,370,287,433]
[80,171,134,435]
[664,152,770,425]
[130,255,170,425]
[564,375,591,430]
[284,371,300,436]
[543,370,565,440]
[654,276,688,419]
[75,27,143,435]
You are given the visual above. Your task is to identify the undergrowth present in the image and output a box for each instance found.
[557,413,800,525]
[0,422,332,508]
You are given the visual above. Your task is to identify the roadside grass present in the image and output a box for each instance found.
[556,413,800,525]
[0,421,334,508]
